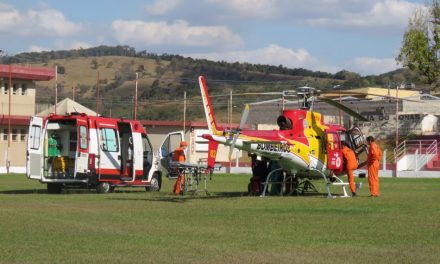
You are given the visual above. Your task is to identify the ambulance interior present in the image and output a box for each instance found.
[44,121,78,179]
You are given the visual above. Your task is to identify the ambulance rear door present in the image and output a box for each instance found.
[75,118,89,176]
[159,131,184,178]
[27,116,45,179]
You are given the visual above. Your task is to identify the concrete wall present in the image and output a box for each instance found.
[0,125,28,173]
[0,80,36,116]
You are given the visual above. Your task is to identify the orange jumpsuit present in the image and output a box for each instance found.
[367,142,382,197]
[341,146,358,193]
[173,147,186,195]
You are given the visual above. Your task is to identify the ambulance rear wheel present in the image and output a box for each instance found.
[96,182,112,193]
[146,173,161,192]
[47,183,62,194]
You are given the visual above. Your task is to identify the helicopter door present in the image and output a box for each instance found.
[326,132,343,171]
[159,131,184,178]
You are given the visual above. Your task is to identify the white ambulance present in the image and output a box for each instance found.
[27,113,161,193]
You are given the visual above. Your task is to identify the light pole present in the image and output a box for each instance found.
[96,71,99,116]
[134,72,138,120]
[54,65,58,115]
[333,85,342,125]
[7,64,12,173]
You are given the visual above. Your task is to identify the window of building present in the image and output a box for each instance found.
[4,83,8,94]
[100,128,118,152]
[12,84,17,95]
[3,129,8,141]
[21,84,27,95]
[20,129,26,141]
[12,129,17,141]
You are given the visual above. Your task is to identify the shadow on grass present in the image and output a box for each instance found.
[0,189,47,194]
[107,191,247,203]
[0,188,151,195]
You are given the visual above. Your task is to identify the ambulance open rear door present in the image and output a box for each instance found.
[27,116,45,180]
[159,131,184,178]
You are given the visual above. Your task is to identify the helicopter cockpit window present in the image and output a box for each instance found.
[277,115,293,130]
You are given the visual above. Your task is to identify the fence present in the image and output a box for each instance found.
[394,140,438,171]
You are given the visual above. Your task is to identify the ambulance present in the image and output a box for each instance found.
[26,113,161,193]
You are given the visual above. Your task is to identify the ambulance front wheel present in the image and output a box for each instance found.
[96,182,112,193]
[146,173,161,192]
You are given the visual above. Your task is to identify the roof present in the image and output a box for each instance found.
[0,64,55,81]
[36,98,98,117]
[0,115,30,126]
[324,87,420,99]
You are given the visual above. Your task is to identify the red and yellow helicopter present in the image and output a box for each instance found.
[198,75,371,197]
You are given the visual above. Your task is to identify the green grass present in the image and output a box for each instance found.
[1,174,440,264]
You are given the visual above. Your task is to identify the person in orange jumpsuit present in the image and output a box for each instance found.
[366,136,382,197]
[341,141,358,196]
[173,141,188,195]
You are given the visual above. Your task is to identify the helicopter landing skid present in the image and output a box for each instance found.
[321,172,350,198]
[260,168,350,198]
[301,168,350,198]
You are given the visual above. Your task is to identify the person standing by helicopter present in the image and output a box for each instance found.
[366,136,382,197]
[173,141,188,195]
[341,141,358,196]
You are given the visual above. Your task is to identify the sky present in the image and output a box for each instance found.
[0,0,428,75]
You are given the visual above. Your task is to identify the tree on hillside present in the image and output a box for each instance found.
[397,1,440,89]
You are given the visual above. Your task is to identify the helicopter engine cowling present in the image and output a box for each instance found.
[277,115,293,130]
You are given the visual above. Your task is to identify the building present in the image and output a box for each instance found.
[0,64,55,173]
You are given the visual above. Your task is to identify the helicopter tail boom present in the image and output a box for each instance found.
[199,76,221,135]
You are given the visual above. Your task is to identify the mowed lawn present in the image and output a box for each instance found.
[1,174,440,264]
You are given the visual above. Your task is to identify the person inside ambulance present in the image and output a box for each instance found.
[48,134,65,177]
[173,141,188,195]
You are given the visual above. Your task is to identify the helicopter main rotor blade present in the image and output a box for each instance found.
[228,104,250,161]
[318,97,368,121]
[228,133,239,161]
[239,104,250,129]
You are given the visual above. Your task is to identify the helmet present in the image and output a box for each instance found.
[180,141,188,147]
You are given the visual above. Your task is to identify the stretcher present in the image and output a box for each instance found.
[168,161,220,196]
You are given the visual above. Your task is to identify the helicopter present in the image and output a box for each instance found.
[198,75,373,198]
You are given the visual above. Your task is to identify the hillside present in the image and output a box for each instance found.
[0,45,426,122]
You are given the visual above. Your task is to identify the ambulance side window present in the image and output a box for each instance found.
[79,126,87,149]
[100,128,118,152]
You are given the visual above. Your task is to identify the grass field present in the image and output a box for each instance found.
[1,174,440,264]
